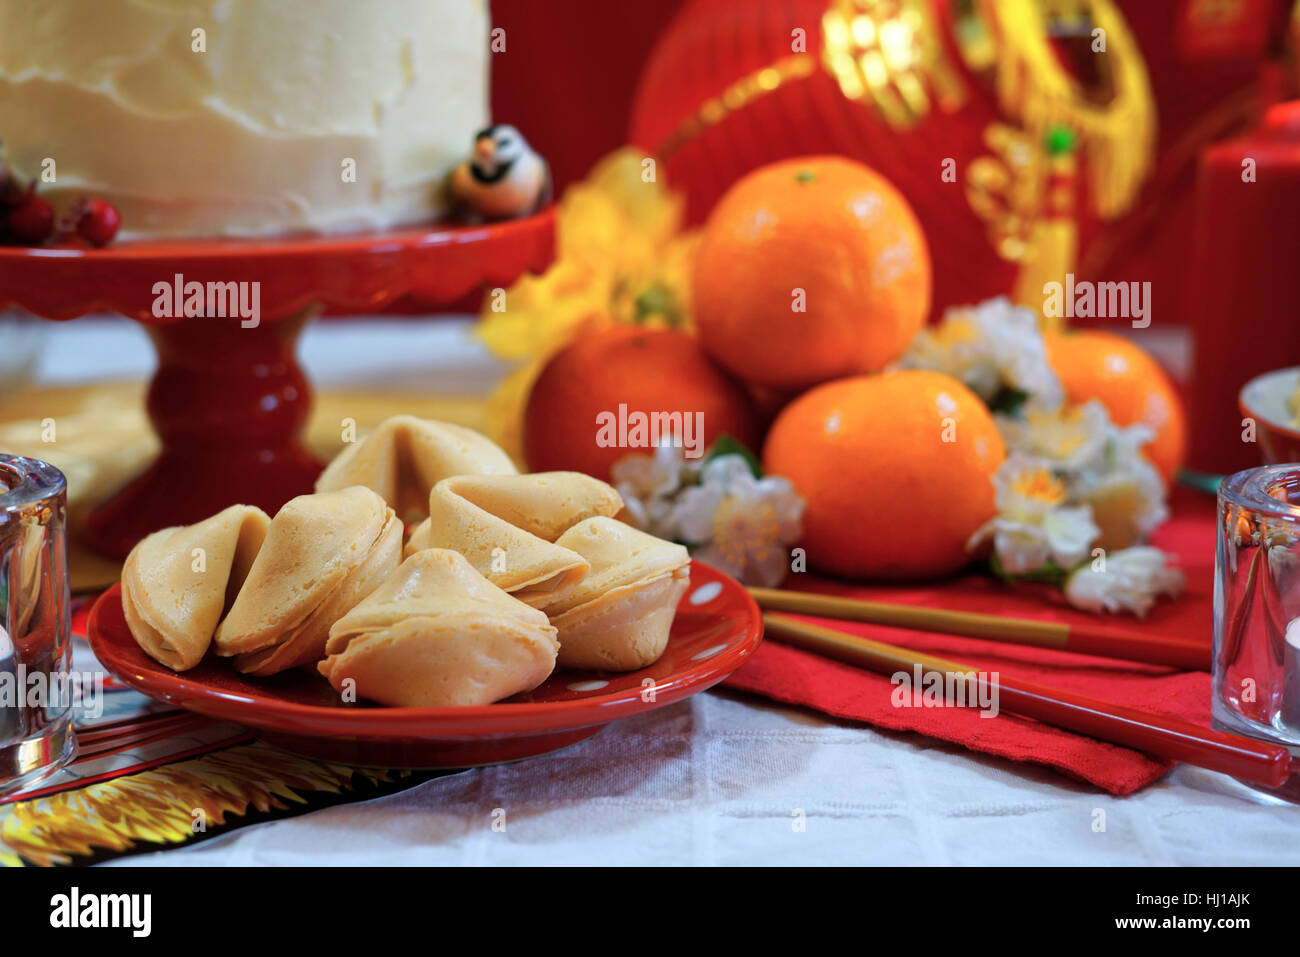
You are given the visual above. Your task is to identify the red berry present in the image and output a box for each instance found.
[6,194,55,244]
[2,180,34,209]
[76,199,121,247]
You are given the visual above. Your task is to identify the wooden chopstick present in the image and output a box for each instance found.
[762,613,1290,788]
[748,587,1211,671]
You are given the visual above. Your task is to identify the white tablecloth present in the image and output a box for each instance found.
[31,316,1300,866]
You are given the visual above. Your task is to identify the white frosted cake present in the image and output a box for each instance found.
[0,0,490,239]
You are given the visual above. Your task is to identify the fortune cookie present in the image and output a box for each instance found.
[405,472,624,610]
[319,549,559,707]
[121,505,271,671]
[214,486,402,675]
[315,415,517,520]
[548,517,691,671]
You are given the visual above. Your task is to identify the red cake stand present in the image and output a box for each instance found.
[0,209,555,558]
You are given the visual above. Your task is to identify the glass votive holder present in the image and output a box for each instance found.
[1214,464,1300,798]
[0,454,75,793]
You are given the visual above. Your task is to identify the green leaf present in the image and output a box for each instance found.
[706,433,762,477]
[633,283,683,328]
[987,386,1030,417]
[989,551,1068,587]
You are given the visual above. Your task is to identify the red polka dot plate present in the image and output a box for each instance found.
[87,561,762,768]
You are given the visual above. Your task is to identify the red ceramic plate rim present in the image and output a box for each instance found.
[0,206,556,322]
[87,562,763,740]
[0,206,555,263]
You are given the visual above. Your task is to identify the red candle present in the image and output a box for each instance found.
[1187,101,1300,476]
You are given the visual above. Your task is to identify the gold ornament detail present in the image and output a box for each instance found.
[1013,137,1079,332]
[654,0,968,159]
[821,0,967,126]
[965,124,1041,264]
[656,55,817,160]
[967,123,1083,330]
[959,0,1156,328]
[964,0,1156,221]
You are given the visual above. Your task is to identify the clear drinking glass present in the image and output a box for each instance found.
[0,454,74,793]
[1214,464,1300,798]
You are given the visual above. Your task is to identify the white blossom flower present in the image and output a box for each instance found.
[610,439,699,540]
[1064,546,1184,617]
[968,454,1100,575]
[898,296,1063,413]
[998,398,1167,550]
[674,455,804,587]
[612,448,805,587]
[1066,416,1168,548]
[996,400,1112,473]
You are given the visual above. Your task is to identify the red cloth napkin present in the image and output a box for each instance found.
[722,487,1217,795]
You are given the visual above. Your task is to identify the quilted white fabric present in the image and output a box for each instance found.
[106,691,1300,867]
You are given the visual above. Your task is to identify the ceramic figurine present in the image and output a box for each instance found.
[450,124,551,221]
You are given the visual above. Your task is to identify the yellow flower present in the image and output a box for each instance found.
[997,400,1109,471]
[477,260,608,362]
[968,453,1101,575]
[565,149,684,259]
[1010,467,1066,509]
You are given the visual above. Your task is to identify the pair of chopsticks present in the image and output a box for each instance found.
[748,587,1211,671]
[748,590,1289,788]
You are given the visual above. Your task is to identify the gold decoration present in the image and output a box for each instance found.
[656,0,968,158]
[1,742,405,867]
[657,55,817,160]
[821,0,967,125]
[651,0,1153,220]
[966,122,1085,331]
[1012,141,1079,332]
[961,0,1156,221]
[965,123,1041,263]
[958,0,1156,328]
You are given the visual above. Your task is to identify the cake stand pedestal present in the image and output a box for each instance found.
[0,209,555,558]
